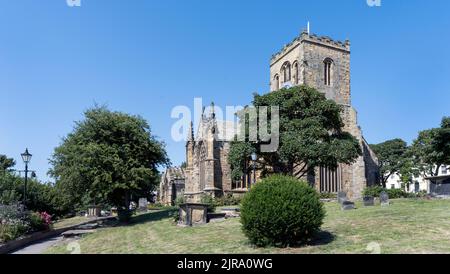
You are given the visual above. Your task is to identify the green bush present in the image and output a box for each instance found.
[215,193,242,206]
[0,204,30,243]
[200,194,216,213]
[319,192,337,199]
[174,196,186,207]
[240,175,325,247]
[363,186,418,199]
[363,186,385,197]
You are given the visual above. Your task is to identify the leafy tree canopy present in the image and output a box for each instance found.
[370,139,408,187]
[49,106,170,210]
[0,154,15,171]
[229,85,361,180]
[410,117,450,177]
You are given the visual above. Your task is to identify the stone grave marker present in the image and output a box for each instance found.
[363,196,375,206]
[380,191,390,206]
[338,192,348,205]
[138,198,148,212]
[341,200,356,211]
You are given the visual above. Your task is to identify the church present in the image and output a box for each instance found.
[171,30,379,203]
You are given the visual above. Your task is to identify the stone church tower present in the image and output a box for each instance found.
[270,30,379,199]
[182,30,379,202]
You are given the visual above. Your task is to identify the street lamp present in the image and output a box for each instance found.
[21,148,32,204]
[251,152,257,187]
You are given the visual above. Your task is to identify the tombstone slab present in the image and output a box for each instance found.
[341,201,356,211]
[380,191,390,206]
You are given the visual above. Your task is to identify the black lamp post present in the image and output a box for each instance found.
[251,152,257,187]
[21,148,32,204]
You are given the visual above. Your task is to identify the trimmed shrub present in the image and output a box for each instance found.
[240,175,325,247]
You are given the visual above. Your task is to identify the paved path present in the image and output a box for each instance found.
[11,236,64,254]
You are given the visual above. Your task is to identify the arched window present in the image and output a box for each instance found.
[281,62,291,83]
[324,58,333,86]
[273,74,280,91]
[293,62,299,84]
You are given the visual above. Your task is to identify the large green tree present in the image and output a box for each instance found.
[0,154,15,171]
[370,139,409,188]
[49,107,170,212]
[229,85,361,181]
[410,117,450,177]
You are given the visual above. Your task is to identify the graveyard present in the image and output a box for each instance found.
[43,198,450,254]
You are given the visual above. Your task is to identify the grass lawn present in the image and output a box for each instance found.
[52,216,90,229]
[45,199,450,254]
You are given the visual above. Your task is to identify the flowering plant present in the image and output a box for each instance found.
[40,212,52,227]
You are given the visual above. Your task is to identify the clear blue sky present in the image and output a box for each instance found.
[1,0,449,182]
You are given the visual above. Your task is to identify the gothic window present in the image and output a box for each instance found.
[273,74,280,91]
[324,58,333,86]
[293,62,299,84]
[281,62,291,83]
[442,166,448,175]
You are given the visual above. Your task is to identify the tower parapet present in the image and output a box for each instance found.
[270,31,350,65]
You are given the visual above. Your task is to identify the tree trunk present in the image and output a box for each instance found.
[435,165,441,177]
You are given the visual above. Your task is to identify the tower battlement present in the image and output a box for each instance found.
[271,31,350,65]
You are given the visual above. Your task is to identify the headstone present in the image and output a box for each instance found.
[341,200,356,211]
[87,206,101,217]
[363,196,375,206]
[338,192,348,205]
[138,198,148,212]
[380,191,390,206]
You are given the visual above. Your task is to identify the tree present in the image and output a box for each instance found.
[229,85,361,180]
[0,154,15,171]
[49,106,170,212]
[370,139,409,188]
[410,117,450,177]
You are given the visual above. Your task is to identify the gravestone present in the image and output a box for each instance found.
[363,196,375,206]
[341,200,356,211]
[138,198,148,212]
[380,191,390,206]
[87,206,101,217]
[338,192,348,205]
[178,203,208,227]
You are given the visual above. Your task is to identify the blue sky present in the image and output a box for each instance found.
[1,0,449,182]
